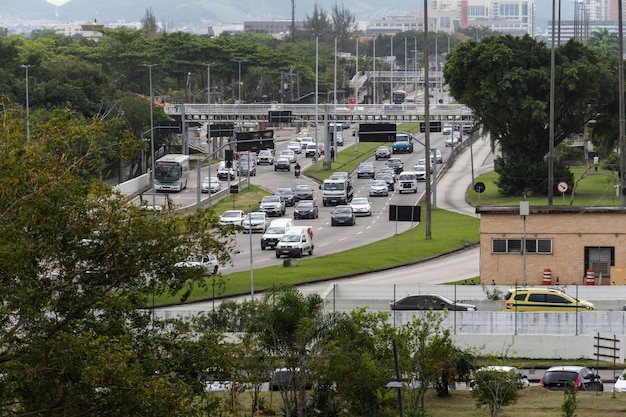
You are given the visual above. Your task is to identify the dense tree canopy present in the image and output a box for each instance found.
[444,35,616,195]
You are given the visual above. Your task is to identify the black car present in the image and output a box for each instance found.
[293,200,319,219]
[293,184,314,201]
[331,205,355,226]
[276,187,295,207]
[540,366,603,391]
[357,162,376,179]
[390,294,477,311]
[386,158,404,174]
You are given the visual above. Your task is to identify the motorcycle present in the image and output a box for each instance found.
[294,168,301,178]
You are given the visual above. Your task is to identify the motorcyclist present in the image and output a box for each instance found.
[294,162,301,178]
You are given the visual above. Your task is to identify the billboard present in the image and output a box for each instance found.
[358,123,396,142]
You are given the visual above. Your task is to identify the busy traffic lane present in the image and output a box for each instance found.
[220,128,457,273]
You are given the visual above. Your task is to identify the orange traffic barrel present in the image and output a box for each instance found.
[585,269,595,286]
[542,268,552,285]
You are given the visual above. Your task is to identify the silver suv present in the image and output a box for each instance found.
[375,146,391,160]
[259,195,285,217]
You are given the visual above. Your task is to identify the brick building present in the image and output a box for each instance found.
[476,206,626,286]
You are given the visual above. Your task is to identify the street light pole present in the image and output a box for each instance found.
[21,64,31,142]
[141,63,158,210]
[315,35,320,172]
[232,59,249,187]
[197,63,214,208]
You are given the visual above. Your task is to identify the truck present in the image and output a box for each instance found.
[320,177,353,206]
[392,132,414,154]
[275,226,314,258]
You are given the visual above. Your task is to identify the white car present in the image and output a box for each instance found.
[614,371,626,392]
[350,197,372,216]
[174,253,219,275]
[242,211,271,233]
[280,149,297,163]
[201,177,221,193]
[287,141,302,154]
[412,164,427,181]
[219,210,245,226]
[445,135,459,147]
[469,366,530,390]
[433,149,443,163]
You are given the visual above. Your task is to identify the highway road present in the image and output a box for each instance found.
[155,124,496,312]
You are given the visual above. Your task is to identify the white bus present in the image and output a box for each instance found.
[154,154,190,192]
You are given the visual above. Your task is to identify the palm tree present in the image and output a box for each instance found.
[587,28,619,57]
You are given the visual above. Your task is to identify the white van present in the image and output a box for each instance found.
[261,218,294,250]
[397,171,418,194]
[275,226,314,258]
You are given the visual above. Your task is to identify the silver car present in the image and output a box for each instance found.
[369,180,389,197]
[242,212,271,233]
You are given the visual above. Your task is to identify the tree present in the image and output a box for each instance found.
[250,285,324,417]
[444,35,616,195]
[0,104,237,416]
[587,28,619,58]
[330,2,356,45]
[470,368,524,417]
[309,308,398,416]
[141,7,158,33]
[397,311,475,412]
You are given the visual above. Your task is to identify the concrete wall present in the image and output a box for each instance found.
[113,173,150,196]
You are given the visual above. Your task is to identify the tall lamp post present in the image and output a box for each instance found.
[141,63,158,209]
[21,64,31,142]
[197,63,214,208]
[232,59,249,187]
[315,35,320,171]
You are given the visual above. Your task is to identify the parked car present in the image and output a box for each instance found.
[375,146,391,160]
[259,195,285,217]
[540,366,603,391]
[256,149,274,165]
[219,210,245,226]
[469,366,530,390]
[369,180,389,197]
[293,200,319,219]
[390,294,477,311]
[276,187,295,207]
[174,253,219,275]
[614,371,626,392]
[503,287,595,312]
[350,197,372,216]
[280,149,297,163]
[386,158,404,174]
[357,162,376,179]
[217,161,235,180]
[293,184,314,201]
[274,156,291,171]
[331,205,356,226]
[242,211,271,233]
[287,141,302,154]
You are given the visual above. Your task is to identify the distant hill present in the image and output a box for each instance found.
[4,0,419,29]
[3,0,561,34]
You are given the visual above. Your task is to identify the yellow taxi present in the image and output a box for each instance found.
[503,287,595,312]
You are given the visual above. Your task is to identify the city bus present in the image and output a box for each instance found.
[154,154,190,192]
[392,90,406,104]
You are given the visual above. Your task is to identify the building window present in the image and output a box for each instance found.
[492,238,552,254]
[584,246,614,278]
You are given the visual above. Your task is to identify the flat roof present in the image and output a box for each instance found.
[476,206,626,215]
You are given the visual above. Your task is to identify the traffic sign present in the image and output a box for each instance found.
[557,181,569,193]
[474,182,486,194]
